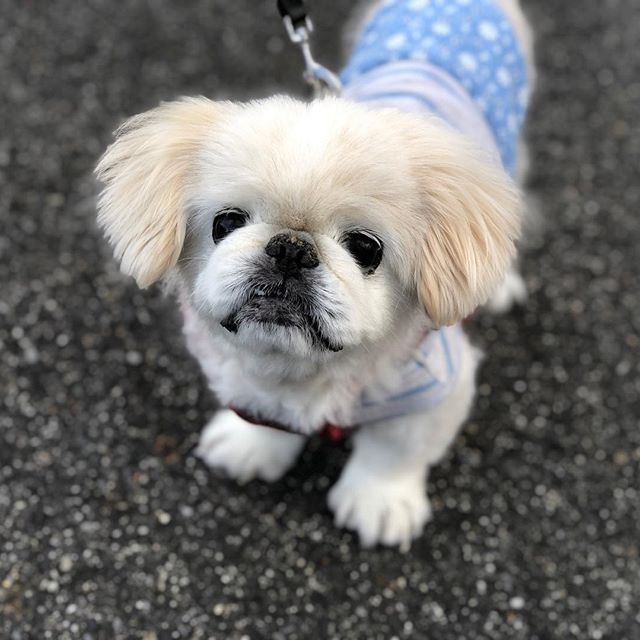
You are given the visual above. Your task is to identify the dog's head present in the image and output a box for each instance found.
[96,96,522,359]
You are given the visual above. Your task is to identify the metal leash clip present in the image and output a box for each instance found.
[277,0,342,98]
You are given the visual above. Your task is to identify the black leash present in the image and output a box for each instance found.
[277,0,342,97]
[277,0,308,29]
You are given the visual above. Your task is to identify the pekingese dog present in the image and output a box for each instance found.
[96,0,534,549]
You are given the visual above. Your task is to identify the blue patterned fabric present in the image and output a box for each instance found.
[341,0,529,174]
[351,324,463,426]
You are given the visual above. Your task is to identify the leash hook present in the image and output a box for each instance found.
[277,0,342,98]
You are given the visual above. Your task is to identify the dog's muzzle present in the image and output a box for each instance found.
[220,232,342,352]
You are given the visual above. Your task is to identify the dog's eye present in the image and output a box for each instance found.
[345,231,383,274]
[212,208,249,243]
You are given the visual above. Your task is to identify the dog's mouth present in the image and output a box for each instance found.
[221,287,343,352]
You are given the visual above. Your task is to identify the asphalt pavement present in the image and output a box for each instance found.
[1,0,639,638]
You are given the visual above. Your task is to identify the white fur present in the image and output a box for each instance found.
[95,1,535,548]
[485,267,527,314]
[329,332,480,550]
[196,410,306,483]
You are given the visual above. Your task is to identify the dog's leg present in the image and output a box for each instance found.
[328,336,480,549]
[485,266,527,314]
[196,409,306,484]
[485,0,535,316]
[485,139,531,315]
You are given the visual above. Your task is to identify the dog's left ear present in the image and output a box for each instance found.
[409,123,523,326]
[95,97,230,287]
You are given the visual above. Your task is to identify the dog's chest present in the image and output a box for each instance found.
[182,297,463,432]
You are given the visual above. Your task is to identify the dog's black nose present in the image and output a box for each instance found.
[265,233,319,273]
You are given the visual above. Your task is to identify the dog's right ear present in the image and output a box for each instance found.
[95,97,229,287]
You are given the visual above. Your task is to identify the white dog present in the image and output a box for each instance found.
[96,0,534,549]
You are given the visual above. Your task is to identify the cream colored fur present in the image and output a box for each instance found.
[410,134,521,325]
[97,97,521,326]
[96,99,230,287]
[95,0,534,549]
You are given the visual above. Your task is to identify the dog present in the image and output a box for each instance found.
[95,0,534,549]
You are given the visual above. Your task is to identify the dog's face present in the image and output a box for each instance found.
[96,97,522,360]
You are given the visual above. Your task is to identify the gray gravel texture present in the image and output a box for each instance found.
[1,0,639,638]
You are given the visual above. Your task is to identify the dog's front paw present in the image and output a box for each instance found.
[196,410,305,484]
[328,464,431,550]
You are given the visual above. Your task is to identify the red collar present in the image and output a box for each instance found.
[230,406,350,442]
